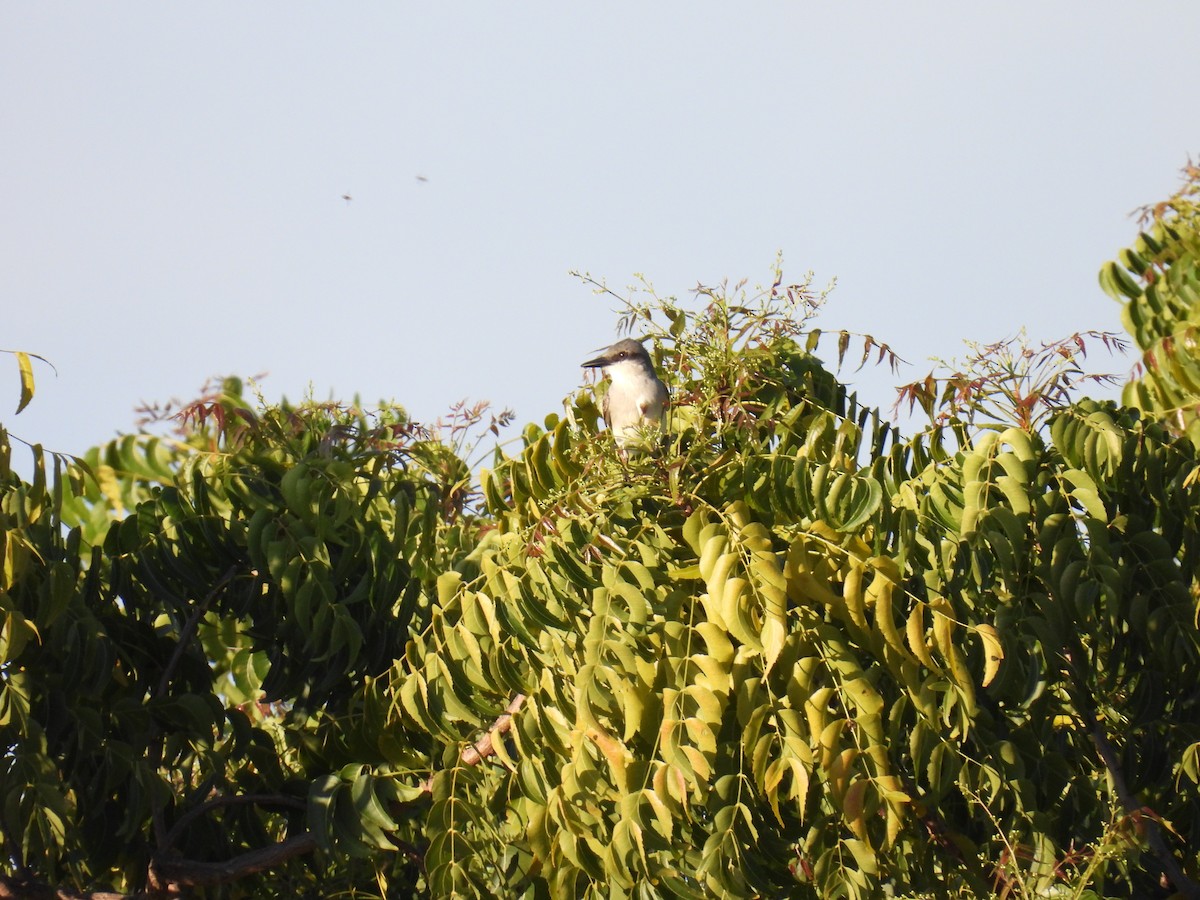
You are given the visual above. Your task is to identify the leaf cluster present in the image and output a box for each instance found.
[390,273,1200,897]
[0,383,492,895]
[1101,161,1200,442]
[3,180,1200,898]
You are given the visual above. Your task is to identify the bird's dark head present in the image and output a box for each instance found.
[581,338,652,370]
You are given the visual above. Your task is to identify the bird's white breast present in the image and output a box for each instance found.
[604,359,668,443]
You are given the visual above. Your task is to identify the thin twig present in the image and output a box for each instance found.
[154,565,239,700]
[160,793,306,853]
[148,565,239,848]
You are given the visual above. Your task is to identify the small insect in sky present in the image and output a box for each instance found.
[415,175,428,183]
[341,194,353,204]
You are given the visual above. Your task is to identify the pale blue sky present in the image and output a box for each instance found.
[2,4,1198,459]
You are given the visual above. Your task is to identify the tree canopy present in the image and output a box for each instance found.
[3,165,1200,898]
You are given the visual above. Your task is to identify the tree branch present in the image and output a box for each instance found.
[159,792,306,854]
[147,565,239,847]
[154,565,239,700]
[413,693,527,794]
[0,874,137,900]
[460,693,525,766]
[149,833,318,888]
[1087,719,1200,899]
[1064,645,1200,898]
[0,803,318,897]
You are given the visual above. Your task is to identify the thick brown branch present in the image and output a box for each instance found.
[0,875,135,900]
[1063,645,1200,898]
[460,693,525,766]
[149,833,318,888]
[1087,720,1200,899]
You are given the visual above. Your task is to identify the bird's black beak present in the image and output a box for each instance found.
[581,354,609,369]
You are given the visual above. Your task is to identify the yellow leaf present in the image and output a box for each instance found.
[761,616,786,671]
[906,602,936,670]
[842,778,870,842]
[587,726,632,793]
[652,761,689,808]
[976,623,1004,687]
[869,563,912,661]
[15,351,34,414]
[842,562,869,630]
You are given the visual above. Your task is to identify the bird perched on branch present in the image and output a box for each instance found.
[581,338,669,447]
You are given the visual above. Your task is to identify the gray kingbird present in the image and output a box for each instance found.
[581,338,669,446]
